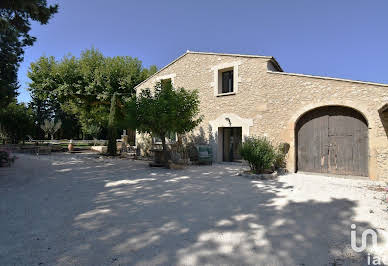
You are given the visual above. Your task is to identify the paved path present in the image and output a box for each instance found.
[0,154,387,265]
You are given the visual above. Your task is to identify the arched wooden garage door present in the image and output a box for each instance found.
[296,106,368,176]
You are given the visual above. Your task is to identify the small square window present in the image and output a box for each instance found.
[161,78,172,89]
[153,132,177,144]
[221,70,233,93]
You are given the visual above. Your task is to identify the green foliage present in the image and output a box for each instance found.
[84,124,100,139]
[27,56,82,139]
[240,137,276,174]
[0,102,34,143]
[0,0,58,105]
[119,95,137,130]
[39,119,51,139]
[40,119,62,140]
[27,48,156,138]
[273,150,286,169]
[273,142,290,169]
[140,65,158,80]
[84,124,100,145]
[107,93,118,156]
[135,83,203,156]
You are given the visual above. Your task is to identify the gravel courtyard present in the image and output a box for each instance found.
[1,154,387,265]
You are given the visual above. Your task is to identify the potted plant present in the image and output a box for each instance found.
[68,139,74,152]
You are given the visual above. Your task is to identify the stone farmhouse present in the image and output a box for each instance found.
[134,51,388,180]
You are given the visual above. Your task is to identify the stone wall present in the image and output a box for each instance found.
[135,52,388,180]
[377,110,388,178]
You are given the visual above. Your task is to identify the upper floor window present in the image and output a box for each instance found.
[213,62,239,96]
[221,70,233,93]
[155,73,176,89]
[161,78,172,89]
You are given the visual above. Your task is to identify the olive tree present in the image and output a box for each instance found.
[40,119,62,140]
[135,83,203,163]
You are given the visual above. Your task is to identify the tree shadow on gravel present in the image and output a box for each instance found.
[0,154,382,265]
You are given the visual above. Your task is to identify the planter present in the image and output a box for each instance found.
[67,143,74,152]
[239,170,281,180]
[149,149,171,167]
[90,146,107,154]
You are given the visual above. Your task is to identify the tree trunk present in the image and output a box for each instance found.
[107,127,117,156]
[161,134,168,165]
[107,93,117,156]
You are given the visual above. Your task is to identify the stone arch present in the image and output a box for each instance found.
[292,103,369,129]
[283,101,377,179]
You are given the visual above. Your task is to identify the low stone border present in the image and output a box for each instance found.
[238,168,288,180]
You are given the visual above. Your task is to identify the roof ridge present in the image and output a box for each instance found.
[267,70,388,87]
[134,50,282,90]
[186,50,273,59]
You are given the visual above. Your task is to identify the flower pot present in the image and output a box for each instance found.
[68,143,74,152]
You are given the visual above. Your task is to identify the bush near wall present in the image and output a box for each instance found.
[240,137,287,174]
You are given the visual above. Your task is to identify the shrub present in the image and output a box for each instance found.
[273,150,286,169]
[240,137,276,174]
[273,142,290,169]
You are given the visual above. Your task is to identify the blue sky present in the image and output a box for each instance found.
[17,0,388,103]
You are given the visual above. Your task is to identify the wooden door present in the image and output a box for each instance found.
[297,108,329,173]
[297,106,368,176]
[222,127,242,162]
[327,108,368,176]
[223,128,231,162]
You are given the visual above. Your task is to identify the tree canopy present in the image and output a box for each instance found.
[0,102,34,143]
[135,82,203,156]
[27,48,157,138]
[0,0,58,106]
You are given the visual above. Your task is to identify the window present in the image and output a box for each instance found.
[161,78,172,89]
[153,132,177,144]
[212,62,239,96]
[156,73,176,88]
[221,70,233,93]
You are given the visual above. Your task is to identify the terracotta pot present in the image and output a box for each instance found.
[68,143,74,152]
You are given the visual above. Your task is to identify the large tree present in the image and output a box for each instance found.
[135,82,203,163]
[0,102,34,143]
[27,48,157,140]
[0,0,58,106]
[27,56,81,139]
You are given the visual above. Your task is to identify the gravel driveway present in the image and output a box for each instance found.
[0,153,387,265]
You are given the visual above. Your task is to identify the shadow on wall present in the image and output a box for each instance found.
[6,155,376,265]
[137,132,153,156]
[185,126,218,161]
[379,109,388,139]
[186,126,216,146]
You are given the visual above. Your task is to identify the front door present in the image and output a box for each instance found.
[222,127,242,162]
